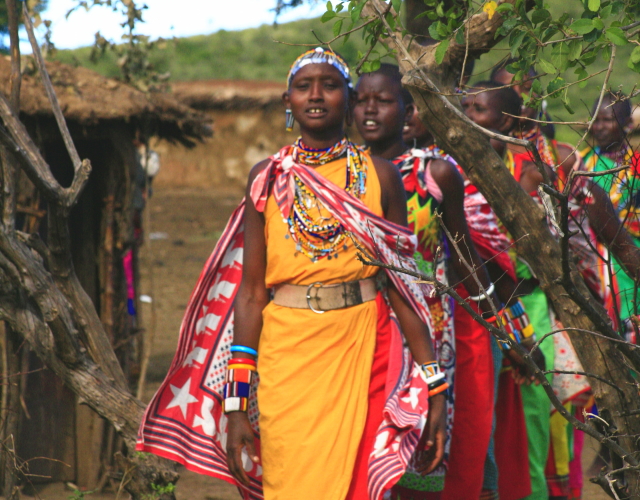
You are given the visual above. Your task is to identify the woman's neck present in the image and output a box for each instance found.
[367,136,407,160]
[299,129,346,150]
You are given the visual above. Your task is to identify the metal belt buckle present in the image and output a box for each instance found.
[306,282,325,314]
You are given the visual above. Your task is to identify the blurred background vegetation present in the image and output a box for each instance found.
[51,4,637,145]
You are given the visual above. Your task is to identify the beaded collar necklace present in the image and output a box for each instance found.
[286,137,367,262]
[293,137,349,166]
[514,126,556,168]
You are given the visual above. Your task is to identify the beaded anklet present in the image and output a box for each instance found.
[420,362,449,398]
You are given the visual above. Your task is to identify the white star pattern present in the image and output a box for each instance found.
[166,379,199,419]
[400,387,423,410]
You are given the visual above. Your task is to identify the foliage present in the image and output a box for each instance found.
[65,0,169,92]
[52,16,376,82]
[68,489,94,500]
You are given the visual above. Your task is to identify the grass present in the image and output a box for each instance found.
[52,17,374,82]
[52,7,638,145]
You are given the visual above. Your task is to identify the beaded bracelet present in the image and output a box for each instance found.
[468,283,495,302]
[222,362,256,413]
[230,345,258,357]
[420,362,449,398]
[506,299,535,340]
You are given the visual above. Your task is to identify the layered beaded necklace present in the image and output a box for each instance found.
[514,126,557,168]
[286,137,367,262]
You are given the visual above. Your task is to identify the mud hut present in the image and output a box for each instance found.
[0,56,211,490]
[152,80,287,191]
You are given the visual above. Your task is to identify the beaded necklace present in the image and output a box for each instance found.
[514,126,557,167]
[286,138,367,262]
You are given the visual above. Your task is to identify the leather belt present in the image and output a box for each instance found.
[273,277,378,314]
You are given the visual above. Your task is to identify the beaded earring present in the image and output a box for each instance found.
[285,109,295,132]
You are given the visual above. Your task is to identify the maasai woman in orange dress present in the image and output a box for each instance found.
[138,49,449,500]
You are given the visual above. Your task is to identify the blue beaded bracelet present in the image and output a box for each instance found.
[230,345,258,357]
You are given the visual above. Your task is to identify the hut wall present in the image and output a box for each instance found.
[152,107,288,191]
[17,120,137,488]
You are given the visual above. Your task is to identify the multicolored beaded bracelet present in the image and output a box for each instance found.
[506,299,536,341]
[223,361,256,413]
[420,362,449,398]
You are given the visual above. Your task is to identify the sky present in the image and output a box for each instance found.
[28,0,327,50]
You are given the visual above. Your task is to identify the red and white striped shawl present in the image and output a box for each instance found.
[137,145,439,500]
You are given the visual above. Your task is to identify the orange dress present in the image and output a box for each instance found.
[258,153,382,500]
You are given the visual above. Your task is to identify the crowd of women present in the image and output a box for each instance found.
[136,48,640,500]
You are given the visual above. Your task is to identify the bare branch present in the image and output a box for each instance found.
[22,3,83,172]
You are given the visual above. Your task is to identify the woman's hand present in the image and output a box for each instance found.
[226,412,260,486]
[411,393,447,475]
[505,347,544,385]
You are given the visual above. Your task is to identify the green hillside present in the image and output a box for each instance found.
[52,17,374,82]
[52,12,637,144]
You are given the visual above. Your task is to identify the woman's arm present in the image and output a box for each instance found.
[584,180,640,286]
[431,159,501,315]
[373,156,445,474]
[226,159,271,486]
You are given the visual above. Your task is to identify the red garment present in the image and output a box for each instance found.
[346,294,392,500]
[494,371,532,500]
[441,287,494,500]
[390,485,442,499]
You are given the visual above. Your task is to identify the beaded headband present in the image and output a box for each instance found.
[287,47,353,89]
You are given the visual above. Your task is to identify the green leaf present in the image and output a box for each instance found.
[435,39,450,65]
[510,30,527,57]
[547,76,566,95]
[570,18,595,34]
[326,1,333,11]
[600,4,612,19]
[592,17,604,30]
[574,67,588,87]
[567,39,582,61]
[437,21,451,38]
[581,50,597,66]
[455,28,465,45]
[631,46,640,64]
[436,2,445,17]
[531,8,550,24]
[496,2,514,12]
[588,0,600,11]
[392,0,401,13]
[551,42,570,72]
[562,91,575,114]
[333,18,343,37]
[370,59,381,72]
[605,27,628,45]
[627,58,640,74]
[602,44,612,62]
[351,1,366,23]
[537,57,556,74]
[531,78,542,95]
[321,9,337,22]
[429,22,442,40]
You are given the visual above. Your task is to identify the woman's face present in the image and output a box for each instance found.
[353,72,407,145]
[284,63,349,137]
[591,104,629,150]
[462,91,508,132]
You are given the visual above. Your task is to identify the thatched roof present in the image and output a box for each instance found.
[170,80,285,111]
[0,56,212,146]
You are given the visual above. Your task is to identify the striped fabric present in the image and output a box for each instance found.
[137,144,438,500]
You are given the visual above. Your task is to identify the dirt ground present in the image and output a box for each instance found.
[17,186,610,500]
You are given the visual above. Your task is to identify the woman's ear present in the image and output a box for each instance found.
[501,114,517,135]
[282,91,290,108]
[405,103,416,124]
